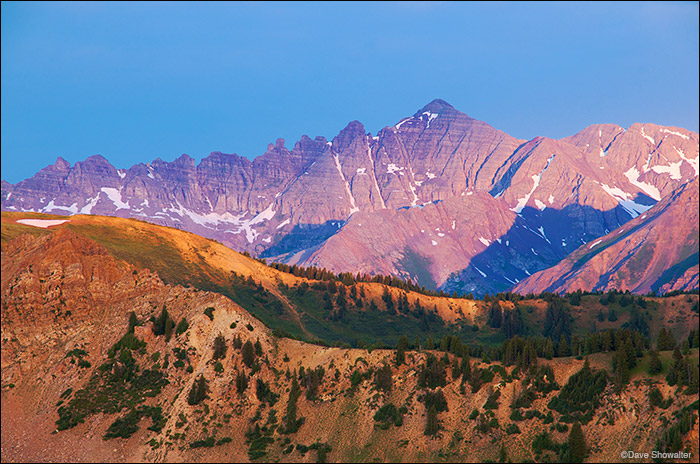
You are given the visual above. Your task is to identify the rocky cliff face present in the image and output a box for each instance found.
[2,100,698,295]
[513,177,700,295]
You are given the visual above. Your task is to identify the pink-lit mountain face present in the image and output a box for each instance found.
[3,100,698,296]
[513,177,699,295]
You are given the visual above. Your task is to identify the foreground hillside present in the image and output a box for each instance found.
[2,213,699,462]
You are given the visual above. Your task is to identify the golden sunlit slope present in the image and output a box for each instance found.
[2,212,486,344]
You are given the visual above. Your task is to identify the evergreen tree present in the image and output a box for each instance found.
[614,351,630,392]
[187,375,208,405]
[451,356,461,380]
[648,387,663,407]
[213,333,227,360]
[568,421,587,462]
[498,443,508,463]
[544,339,554,360]
[623,337,637,370]
[665,346,684,386]
[569,290,582,306]
[558,335,570,357]
[424,405,439,436]
[235,370,248,395]
[488,301,503,328]
[242,340,255,368]
[127,311,139,333]
[657,328,677,351]
[690,364,699,393]
[284,377,303,433]
[395,336,408,366]
[648,349,662,375]
[461,350,471,380]
[153,306,174,337]
[164,317,175,341]
[175,317,189,336]
[374,364,393,392]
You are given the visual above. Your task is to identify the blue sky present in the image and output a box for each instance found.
[2,1,698,184]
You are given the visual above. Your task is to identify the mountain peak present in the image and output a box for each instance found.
[52,157,71,171]
[419,99,454,114]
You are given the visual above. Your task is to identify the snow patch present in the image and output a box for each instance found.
[534,199,546,211]
[334,154,359,215]
[277,218,291,229]
[356,167,367,175]
[623,167,661,201]
[366,145,386,209]
[589,239,602,249]
[42,200,78,214]
[80,194,100,214]
[394,118,412,130]
[117,170,126,179]
[674,146,699,176]
[548,194,555,204]
[420,111,439,128]
[17,219,70,228]
[651,160,683,180]
[511,154,555,213]
[451,220,456,230]
[473,266,487,278]
[640,126,655,145]
[661,129,690,140]
[431,240,438,246]
[478,237,491,247]
[238,204,276,243]
[387,163,405,175]
[600,183,653,218]
[537,226,551,244]
[100,187,130,210]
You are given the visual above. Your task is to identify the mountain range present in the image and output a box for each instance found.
[2,99,698,296]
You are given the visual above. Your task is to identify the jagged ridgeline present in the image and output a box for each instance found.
[4,101,698,298]
[1,212,698,463]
